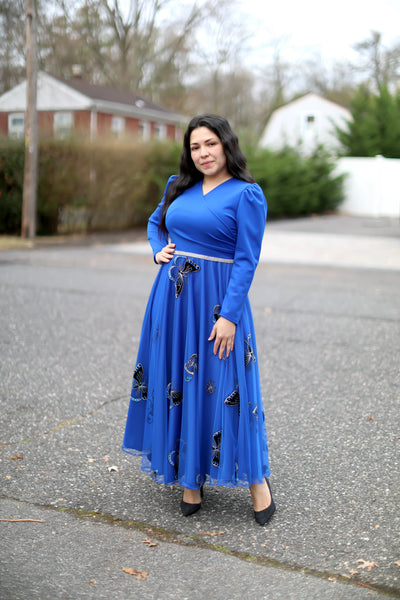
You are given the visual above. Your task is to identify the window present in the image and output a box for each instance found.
[154,123,167,140]
[54,112,74,138]
[8,113,25,138]
[139,121,150,141]
[302,112,318,138]
[111,116,125,138]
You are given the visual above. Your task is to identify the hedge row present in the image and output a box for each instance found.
[0,138,344,235]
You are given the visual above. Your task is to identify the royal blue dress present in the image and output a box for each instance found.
[122,176,270,489]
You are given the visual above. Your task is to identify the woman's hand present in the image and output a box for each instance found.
[208,316,236,360]
[155,242,176,264]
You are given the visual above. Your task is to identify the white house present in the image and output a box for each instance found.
[0,71,183,141]
[259,93,351,154]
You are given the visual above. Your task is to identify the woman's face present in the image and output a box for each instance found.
[189,126,229,180]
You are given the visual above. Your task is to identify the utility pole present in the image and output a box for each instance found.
[21,0,38,239]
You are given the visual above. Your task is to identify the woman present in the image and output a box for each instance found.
[122,114,275,525]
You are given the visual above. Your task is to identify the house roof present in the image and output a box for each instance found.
[0,72,183,124]
[273,92,350,114]
[54,75,174,116]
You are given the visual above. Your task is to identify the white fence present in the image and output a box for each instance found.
[334,156,400,218]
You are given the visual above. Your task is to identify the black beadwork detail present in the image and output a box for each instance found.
[184,353,198,381]
[224,387,240,406]
[212,430,222,467]
[168,256,200,298]
[167,382,183,407]
[130,363,148,401]
[168,439,181,479]
[249,401,258,419]
[212,304,221,323]
[205,380,216,395]
[244,334,256,368]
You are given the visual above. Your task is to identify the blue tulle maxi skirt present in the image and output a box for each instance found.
[122,252,270,489]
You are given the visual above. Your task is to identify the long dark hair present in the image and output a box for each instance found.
[159,114,255,233]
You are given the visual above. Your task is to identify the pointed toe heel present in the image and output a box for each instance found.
[180,500,201,517]
[180,486,203,516]
[254,478,276,526]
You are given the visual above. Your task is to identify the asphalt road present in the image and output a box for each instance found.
[1,216,399,599]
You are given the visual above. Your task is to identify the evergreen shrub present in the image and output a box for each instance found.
[0,138,344,235]
[0,140,24,233]
[247,146,345,218]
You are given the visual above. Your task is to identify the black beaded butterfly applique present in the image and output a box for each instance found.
[130,363,148,401]
[168,438,181,479]
[212,304,221,323]
[184,353,198,382]
[224,387,240,407]
[168,256,200,298]
[211,430,222,467]
[244,334,256,368]
[167,382,183,408]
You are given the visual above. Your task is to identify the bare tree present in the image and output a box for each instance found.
[353,31,400,90]
[255,40,295,132]
[191,4,251,114]
[32,0,225,108]
[0,0,26,93]
[297,55,356,105]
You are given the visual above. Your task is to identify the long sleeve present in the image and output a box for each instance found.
[147,175,177,262]
[219,184,267,325]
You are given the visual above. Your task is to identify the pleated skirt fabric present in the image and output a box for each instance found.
[122,253,270,489]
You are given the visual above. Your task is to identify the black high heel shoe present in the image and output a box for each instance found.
[180,486,203,517]
[254,479,276,526]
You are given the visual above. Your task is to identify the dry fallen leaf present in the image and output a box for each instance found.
[88,580,97,586]
[198,530,226,537]
[349,569,359,576]
[394,561,400,567]
[87,458,96,463]
[142,537,159,547]
[122,568,149,580]
[108,465,119,472]
[356,559,378,571]
[10,454,23,460]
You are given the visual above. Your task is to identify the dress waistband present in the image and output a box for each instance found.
[174,250,234,264]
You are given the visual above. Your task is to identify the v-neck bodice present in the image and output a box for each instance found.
[202,177,233,197]
[157,178,266,259]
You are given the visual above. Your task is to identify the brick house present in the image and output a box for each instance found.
[0,71,183,141]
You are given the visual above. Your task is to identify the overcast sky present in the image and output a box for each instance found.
[241,0,400,64]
